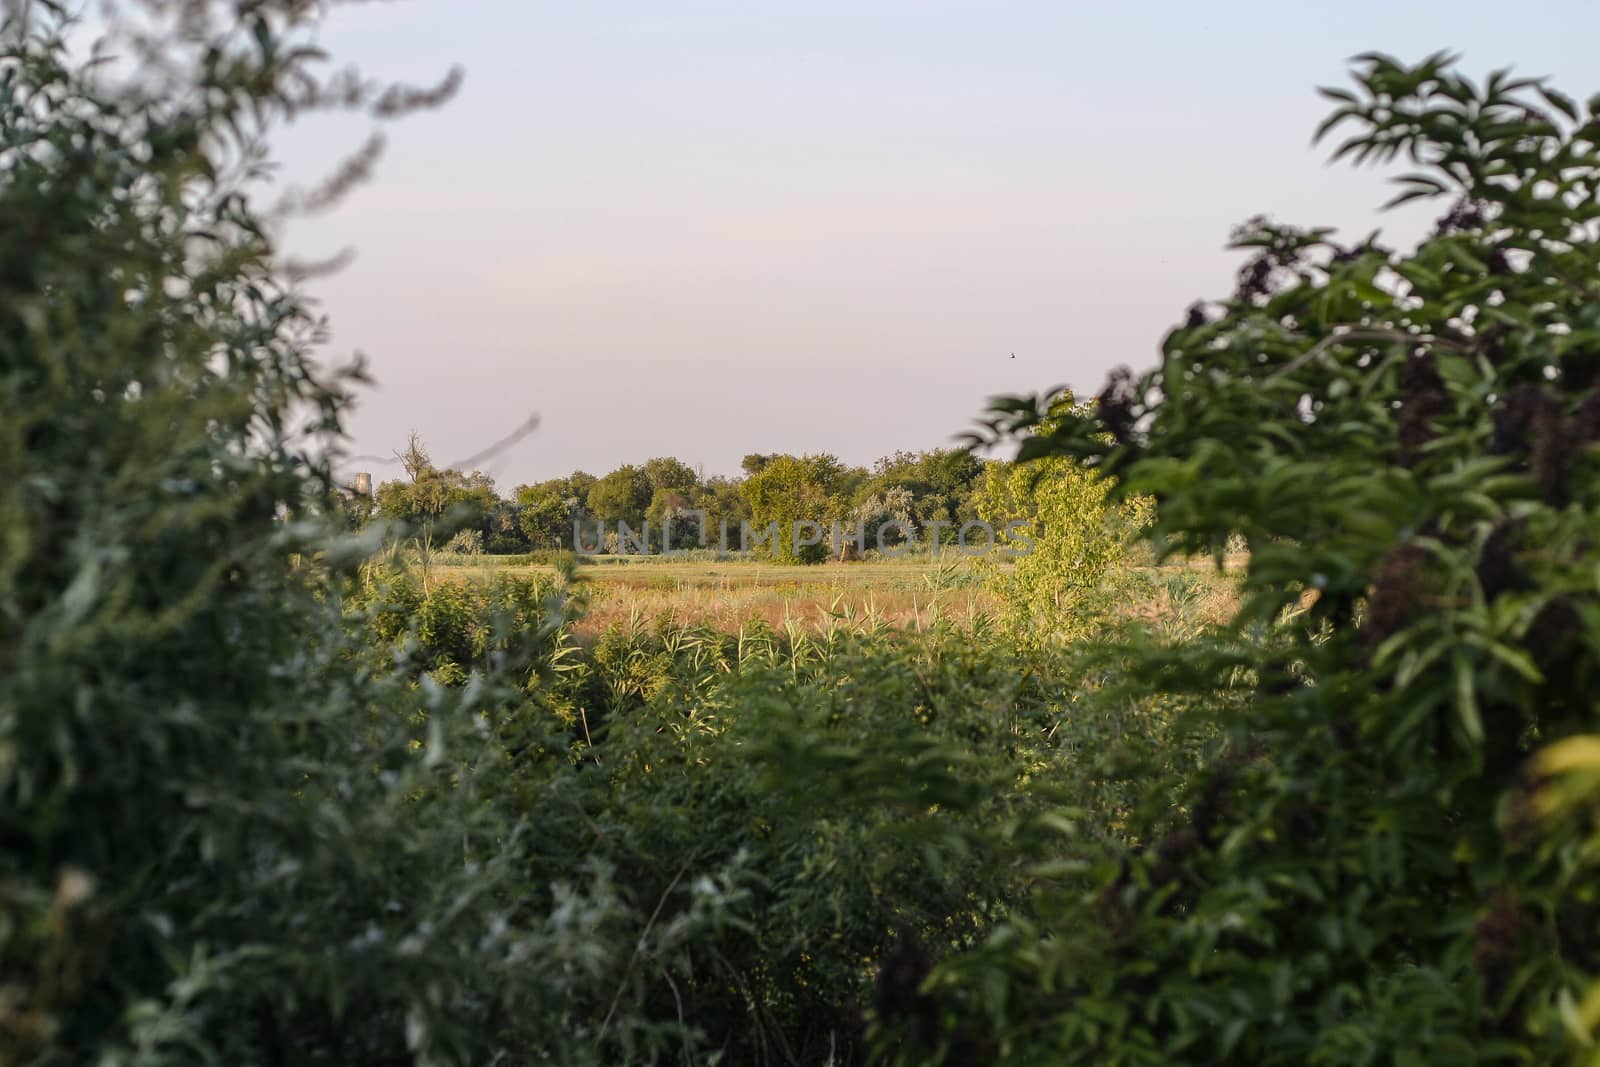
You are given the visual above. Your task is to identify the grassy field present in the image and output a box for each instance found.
[423,551,1243,636]
[429,554,986,633]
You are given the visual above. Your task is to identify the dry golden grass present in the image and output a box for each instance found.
[427,552,1245,637]
[436,556,986,635]
[576,574,992,636]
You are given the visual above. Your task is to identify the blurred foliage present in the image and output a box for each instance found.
[0,2,664,1062]
[1534,736,1600,1060]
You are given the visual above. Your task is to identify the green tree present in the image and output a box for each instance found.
[863,448,987,533]
[561,470,598,513]
[740,452,778,476]
[740,453,850,563]
[512,472,599,551]
[851,485,916,553]
[374,433,498,541]
[516,483,575,548]
[642,455,699,494]
[691,475,751,548]
[478,497,527,553]
[588,463,653,528]
[633,457,701,548]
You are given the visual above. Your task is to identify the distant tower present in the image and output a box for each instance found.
[350,471,373,498]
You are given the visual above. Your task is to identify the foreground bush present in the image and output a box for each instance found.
[947,52,1600,1064]
[0,5,643,1061]
[532,625,1099,1063]
[346,568,1176,1062]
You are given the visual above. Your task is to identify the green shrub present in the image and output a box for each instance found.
[945,52,1600,1064]
[559,627,1113,1063]
[974,405,1152,643]
[337,568,1170,1064]
[0,7,715,1064]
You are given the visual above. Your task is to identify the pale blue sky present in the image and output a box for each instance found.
[276,1,1599,487]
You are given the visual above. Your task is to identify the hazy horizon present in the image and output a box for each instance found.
[272,1,1598,488]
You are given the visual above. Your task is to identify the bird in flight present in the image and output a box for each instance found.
[1010,352,1016,359]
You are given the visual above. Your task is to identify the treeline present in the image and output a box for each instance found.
[357,435,992,562]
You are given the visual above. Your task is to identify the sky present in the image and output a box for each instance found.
[269,1,1600,488]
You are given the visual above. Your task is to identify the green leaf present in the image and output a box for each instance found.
[1454,654,1484,743]
[1539,86,1580,121]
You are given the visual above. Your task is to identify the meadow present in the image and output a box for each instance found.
[420,550,1242,637]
